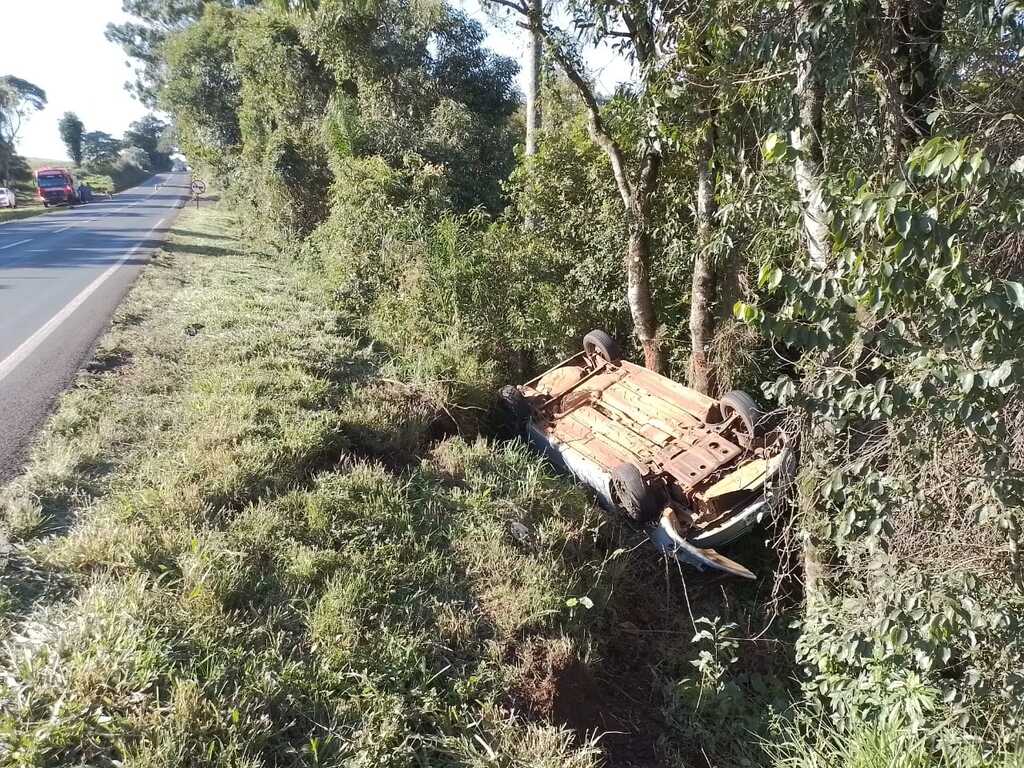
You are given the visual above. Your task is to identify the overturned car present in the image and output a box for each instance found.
[501,330,796,579]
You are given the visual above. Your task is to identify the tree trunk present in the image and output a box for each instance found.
[794,0,831,271]
[541,26,664,372]
[689,114,718,394]
[524,0,542,158]
[627,225,662,372]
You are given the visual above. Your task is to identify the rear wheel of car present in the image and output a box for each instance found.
[610,463,660,523]
[583,330,622,363]
[719,390,764,444]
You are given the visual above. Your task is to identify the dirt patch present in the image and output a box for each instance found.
[514,640,606,734]
[85,348,133,375]
[511,637,660,767]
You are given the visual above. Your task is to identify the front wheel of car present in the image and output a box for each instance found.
[719,390,764,445]
[610,463,660,523]
[583,329,622,364]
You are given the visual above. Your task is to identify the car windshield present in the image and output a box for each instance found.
[38,176,68,189]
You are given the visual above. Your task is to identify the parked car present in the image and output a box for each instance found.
[501,330,796,579]
[0,187,16,208]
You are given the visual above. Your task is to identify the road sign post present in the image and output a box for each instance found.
[190,179,207,208]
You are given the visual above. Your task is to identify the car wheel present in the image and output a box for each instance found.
[583,330,622,364]
[610,463,660,523]
[719,390,764,444]
[500,385,532,433]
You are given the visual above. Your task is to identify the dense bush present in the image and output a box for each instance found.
[80,152,150,192]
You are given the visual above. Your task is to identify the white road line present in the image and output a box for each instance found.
[0,238,31,250]
[0,216,167,385]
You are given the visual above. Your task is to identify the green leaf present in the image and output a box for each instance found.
[958,371,976,393]
[927,267,948,289]
[1004,280,1024,308]
[894,210,913,237]
[923,155,943,177]
[762,132,787,164]
[734,301,757,322]
[940,145,961,168]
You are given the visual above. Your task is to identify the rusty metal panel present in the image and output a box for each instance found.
[566,406,651,461]
[541,411,637,472]
[614,378,703,431]
[597,385,678,446]
[619,361,718,422]
[657,429,742,489]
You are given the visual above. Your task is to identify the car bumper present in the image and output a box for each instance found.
[525,422,758,578]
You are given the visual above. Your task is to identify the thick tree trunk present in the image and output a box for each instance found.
[524,0,542,158]
[794,0,831,271]
[627,225,662,371]
[689,116,718,394]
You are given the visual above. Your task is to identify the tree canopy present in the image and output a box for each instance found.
[0,75,46,182]
[58,112,85,166]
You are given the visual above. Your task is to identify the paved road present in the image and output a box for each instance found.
[0,172,187,482]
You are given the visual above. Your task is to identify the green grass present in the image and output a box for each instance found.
[766,719,1021,768]
[0,203,627,767]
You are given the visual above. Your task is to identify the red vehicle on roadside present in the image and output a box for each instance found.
[36,167,78,207]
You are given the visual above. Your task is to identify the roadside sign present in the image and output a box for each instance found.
[190,179,207,195]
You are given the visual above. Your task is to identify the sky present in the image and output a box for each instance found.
[6,0,632,163]
[455,0,635,95]
[5,0,150,161]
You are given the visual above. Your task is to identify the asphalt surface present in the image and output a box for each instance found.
[0,171,188,483]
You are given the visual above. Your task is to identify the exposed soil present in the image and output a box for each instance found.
[512,633,662,768]
[84,348,133,375]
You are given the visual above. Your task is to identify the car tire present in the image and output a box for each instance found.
[500,385,531,433]
[610,463,660,523]
[719,390,764,443]
[583,330,622,363]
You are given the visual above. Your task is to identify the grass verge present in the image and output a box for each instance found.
[0,206,51,225]
[0,202,624,766]
[0,203,796,767]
